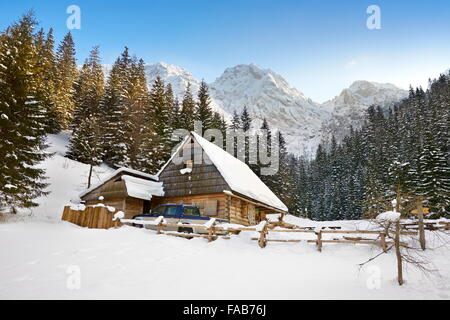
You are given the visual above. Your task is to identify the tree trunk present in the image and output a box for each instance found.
[395,220,404,285]
[396,186,401,213]
[87,165,93,189]
[416,198,426,250]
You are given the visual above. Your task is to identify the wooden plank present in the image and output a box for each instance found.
[306,239,406,246]
[251,238,302,243]
[162,232,230,240]
[61,206,70,221]
[76,210,83,226]
[321,230,417,236]
[92,207,100,229]
[269,229,316,233]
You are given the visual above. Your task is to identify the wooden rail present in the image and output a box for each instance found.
[253,227,417,251]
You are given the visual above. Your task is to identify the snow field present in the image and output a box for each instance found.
[0,218,449,300]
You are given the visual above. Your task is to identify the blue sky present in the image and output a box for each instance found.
[1,0,449,102]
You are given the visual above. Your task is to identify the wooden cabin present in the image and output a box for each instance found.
[79,168,164,219]
[154,132,288,225]
[79,132,288,225]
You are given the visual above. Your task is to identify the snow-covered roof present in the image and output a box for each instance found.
[79,167,159,199]
[191,132,288,212]
[121,175,164,201]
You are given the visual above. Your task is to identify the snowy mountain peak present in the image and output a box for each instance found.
[347,80,405,99]
[329,80,408,113]
[320,81,408,146]
[210,64,328,156]
[142,61,408,157]
[144,62,201,98]
[212,63,310,104]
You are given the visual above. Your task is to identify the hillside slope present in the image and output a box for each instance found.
[27,133,114,220]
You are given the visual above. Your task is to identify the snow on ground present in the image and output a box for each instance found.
[2,133,450,299]
[0,219,449,300]
[21,133,114,220]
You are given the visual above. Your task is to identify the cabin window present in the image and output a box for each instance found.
[204,200,218,216]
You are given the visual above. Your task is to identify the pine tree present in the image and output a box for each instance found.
[255,118,272,178]
[66,117,104,188]
[179,83,196,132]
[166,84,179,130]
[239,106,252,164]
[272,131,294,208]
[0,12,51,212]
[35,28,59,133]
[71,46,104,130]
[139,75,172,173]
[100,47,133,167]
[241,106,251,132]
[196,80,214,130]
[54,32,78,129]
[231,110,241,130]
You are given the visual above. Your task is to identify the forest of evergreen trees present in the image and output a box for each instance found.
[0,12,448,219]
[290,77,450,220]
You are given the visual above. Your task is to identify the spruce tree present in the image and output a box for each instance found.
[241,106,251,132]
[54,32,78,129]
[196,80,214,130]
[0,12,51,212]
[35,28,59,133]
[71,46,104,130]
[140,75,172,173]
[67,117,104,188]
[179,83,196,132]
[100,47,132,167]
[231,110,241,130]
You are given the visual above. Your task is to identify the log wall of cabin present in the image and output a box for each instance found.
[158,138,230,197]
[227,196,251,226]
[152,193,228,220]
[125,198,145,219]
[86,198,125,212]
[86,197,144,219]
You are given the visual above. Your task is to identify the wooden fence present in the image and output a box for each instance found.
[251,224,416,251]
[62,206,121,229]
[120,218,418,251]
[401,221,450,231]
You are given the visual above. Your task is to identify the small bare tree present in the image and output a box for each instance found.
[359,212,448,286]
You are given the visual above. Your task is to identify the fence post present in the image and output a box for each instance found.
[258,221,268,248]
[207,221,216,243]
[416,198,426,250]
[380,232,387,252]
[156,217,164,234]
[395,220,404,286]
[316,230,323,252]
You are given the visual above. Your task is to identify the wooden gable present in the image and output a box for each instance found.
[158,137,230,197]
